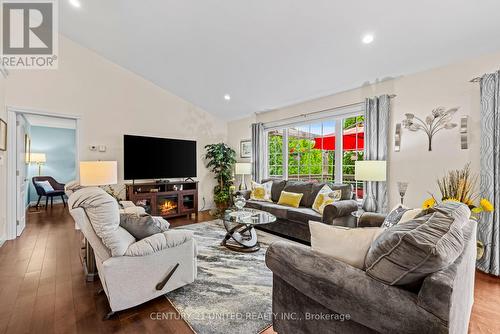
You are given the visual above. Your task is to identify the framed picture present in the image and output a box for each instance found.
[240,139,251,158]
[0,119,6,151]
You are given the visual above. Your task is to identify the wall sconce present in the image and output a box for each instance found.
[394,123,401,152]
[460,116,468,150]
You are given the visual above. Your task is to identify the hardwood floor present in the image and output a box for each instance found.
[0,205,498,334]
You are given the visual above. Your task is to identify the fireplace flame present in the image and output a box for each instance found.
[160,200,177,215]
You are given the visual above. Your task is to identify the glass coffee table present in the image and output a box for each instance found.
[222,208,276,252]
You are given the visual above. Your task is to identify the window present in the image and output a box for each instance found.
[265,113,365,199]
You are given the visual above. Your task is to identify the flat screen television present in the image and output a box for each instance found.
[124,135,197,180]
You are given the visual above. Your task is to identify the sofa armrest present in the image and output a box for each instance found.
[357,212,386,227]
[265,241,446,333]
[322,199,358,225]
[125,230,194,257]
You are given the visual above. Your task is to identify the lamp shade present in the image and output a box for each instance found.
[235,162,252,175]
[30,153,46,163]
[80,161,118,186]
[355,160,387,182]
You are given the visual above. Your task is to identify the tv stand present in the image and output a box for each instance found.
[126,180,198,218]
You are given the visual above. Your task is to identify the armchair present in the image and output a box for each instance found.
[32,176,66,209]
[68,187,197,317]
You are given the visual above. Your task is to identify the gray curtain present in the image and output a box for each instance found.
[251,123,265,182]
[477,71,500,276]
[364,95,390,213]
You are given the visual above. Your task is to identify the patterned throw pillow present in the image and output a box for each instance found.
[277,191,303,208]
[250,181,273,202]
[36,180,54,193]
[381,205,410,228]
[312,184,342,214]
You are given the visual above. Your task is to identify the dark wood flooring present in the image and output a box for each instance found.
[0,204,497,333]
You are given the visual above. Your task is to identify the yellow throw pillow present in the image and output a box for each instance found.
[312,185,342,214]
[277,191,303,208]
[250,181,273,202]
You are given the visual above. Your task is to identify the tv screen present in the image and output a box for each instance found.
[124,135,197,180]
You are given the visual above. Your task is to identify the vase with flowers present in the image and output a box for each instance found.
[421,163,494,259]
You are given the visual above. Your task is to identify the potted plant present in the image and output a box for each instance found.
[204,143,236,212]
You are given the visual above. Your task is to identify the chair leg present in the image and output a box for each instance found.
[36,196,41,209]
[50,196,53,208]
[45,196,48,210]
[61,195,66,207]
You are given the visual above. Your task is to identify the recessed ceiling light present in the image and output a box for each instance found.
[362,33,374,44]
[69,0,81,8]
[224,94,231,101]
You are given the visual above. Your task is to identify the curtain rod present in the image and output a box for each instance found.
[258,94,397,119]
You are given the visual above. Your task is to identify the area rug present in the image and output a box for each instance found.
[166,220,283,334]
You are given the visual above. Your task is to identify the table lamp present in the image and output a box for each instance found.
[235,162,252,190]
[355,160,387,212]
[30,153,46,176]
[80,161,118,186]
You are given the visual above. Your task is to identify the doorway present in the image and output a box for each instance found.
[6,108,80,239]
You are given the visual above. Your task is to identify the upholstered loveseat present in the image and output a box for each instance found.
[241,179,358,244]
[266,204,477,333]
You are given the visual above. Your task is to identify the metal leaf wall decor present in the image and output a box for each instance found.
[402,107,458,151]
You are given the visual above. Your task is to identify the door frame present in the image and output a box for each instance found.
[6,106,81,240]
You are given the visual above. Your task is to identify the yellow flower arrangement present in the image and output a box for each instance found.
[480,198,494,212]
[422,197,436,209]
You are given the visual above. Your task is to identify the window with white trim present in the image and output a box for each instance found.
[265,112,365,199]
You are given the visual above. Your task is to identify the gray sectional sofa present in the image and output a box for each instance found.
[241,179,358,244]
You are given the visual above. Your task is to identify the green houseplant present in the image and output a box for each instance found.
[204,143,236,211]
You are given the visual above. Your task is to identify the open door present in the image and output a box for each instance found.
[16,116,28,236]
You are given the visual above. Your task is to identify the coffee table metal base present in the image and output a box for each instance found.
[221,221,260,253]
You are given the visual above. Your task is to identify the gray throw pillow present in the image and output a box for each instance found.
[119,213,170,240]
[365,202,470,286]
[382,205,410,228]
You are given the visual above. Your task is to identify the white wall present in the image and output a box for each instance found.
[0,72,7,243]
[228,51,500,209]
[4,36,227,215]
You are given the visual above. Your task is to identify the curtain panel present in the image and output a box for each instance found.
[251,123,265,182]
[477,71,500,276]
[364,95,390,213]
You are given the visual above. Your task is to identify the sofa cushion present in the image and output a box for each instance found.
[250,181,273,202]
[245,200,263,210]
[308,182,352,206]
[68,187,136,257]
[262,178,287,202]
[310,221,383,269]
[283,181,313,207]
[277,191,303,208]
[287,207,322,224]
[365,202,470,286]
[257,202,289,219]
[119,213,170,240]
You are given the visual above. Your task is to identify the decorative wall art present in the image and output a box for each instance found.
[240,139,251,158]
[402,107,458,151]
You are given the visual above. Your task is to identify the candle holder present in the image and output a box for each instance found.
[397,182,409,205]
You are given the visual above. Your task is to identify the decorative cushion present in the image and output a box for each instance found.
[261,178,287,202]
[250,181,273,202]
[382,205,410,228]
[365,202,470,286]
[68,187,135,257]
[310,221,383,269]
[283,181,313,207]
[36,180,54,192]
[278,191,303,208]
[312,184,342,214]
[399,208,422,224]
[119,213,170,240]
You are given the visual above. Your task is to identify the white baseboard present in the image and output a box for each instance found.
[0,235,5,248]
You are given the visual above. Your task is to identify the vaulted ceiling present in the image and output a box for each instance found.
[60,0,500,120]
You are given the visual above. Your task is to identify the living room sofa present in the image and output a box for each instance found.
[266,208,477,333]
[241,179,358,244]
